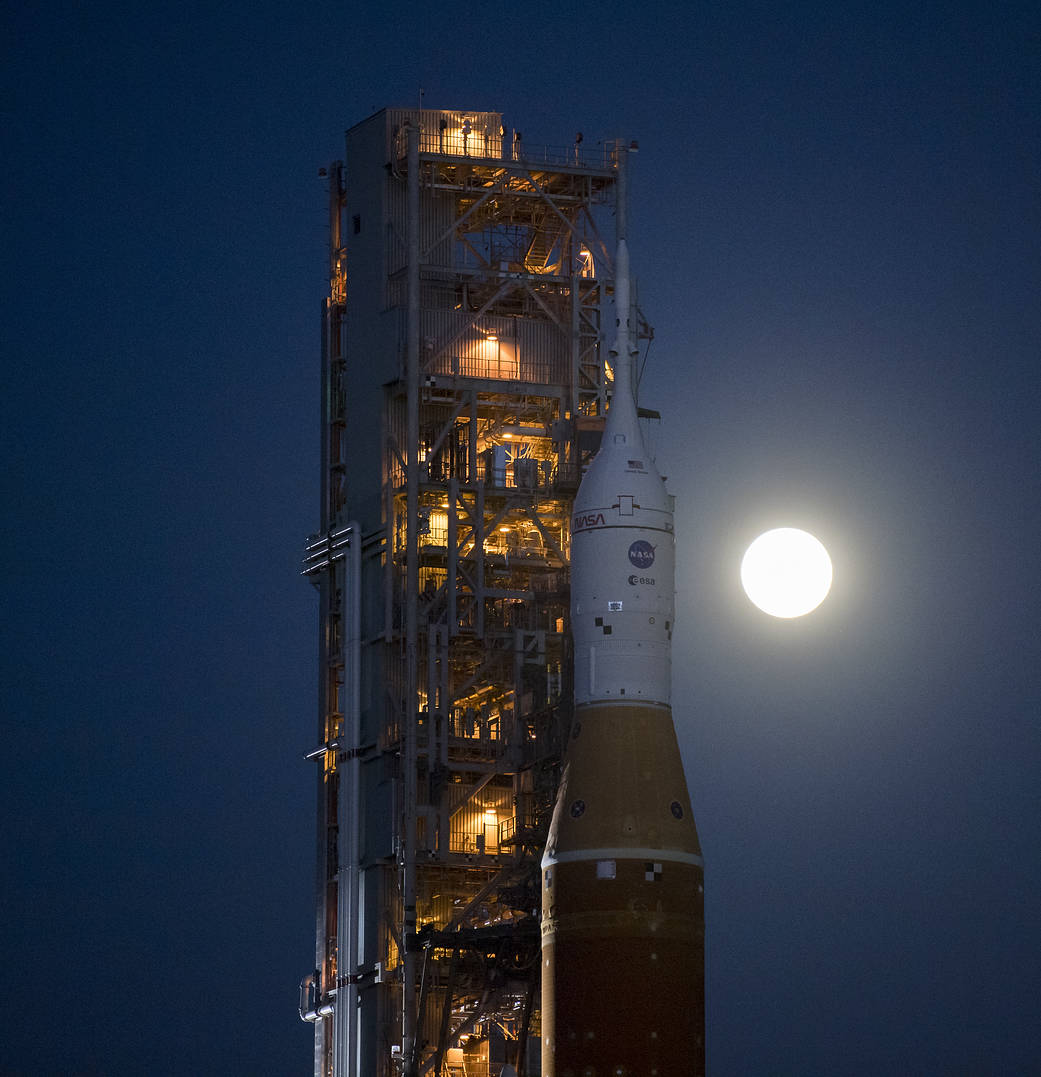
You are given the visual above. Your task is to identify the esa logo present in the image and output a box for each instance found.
[628,574,656,586]
[628,540,655,569]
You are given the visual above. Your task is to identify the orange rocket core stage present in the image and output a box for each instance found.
[541,702,705,1076]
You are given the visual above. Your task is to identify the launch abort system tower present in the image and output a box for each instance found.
[299,108,680,1076]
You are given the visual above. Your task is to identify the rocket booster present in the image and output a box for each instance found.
[541,240,705,1075]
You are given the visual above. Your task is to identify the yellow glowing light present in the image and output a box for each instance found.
[740,528,833,618]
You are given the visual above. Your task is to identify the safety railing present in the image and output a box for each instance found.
[396,127,615,169]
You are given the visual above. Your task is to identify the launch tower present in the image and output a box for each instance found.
[300,108,651,1076]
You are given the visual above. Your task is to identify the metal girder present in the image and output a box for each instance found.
[424,278,518,369]
[516,166,592,261]
[421,175,506,258]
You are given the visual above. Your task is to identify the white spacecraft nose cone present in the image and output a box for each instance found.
[543,224,704,1077]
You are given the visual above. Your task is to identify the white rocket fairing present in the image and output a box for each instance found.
[569,240,675,710]
[541,239,705,1075]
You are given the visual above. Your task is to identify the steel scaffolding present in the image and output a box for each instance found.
[301,108,645,1077]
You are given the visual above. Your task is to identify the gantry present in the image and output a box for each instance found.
[300,108,648,1077]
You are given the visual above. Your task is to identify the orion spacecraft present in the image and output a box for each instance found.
[541,238,706,1075]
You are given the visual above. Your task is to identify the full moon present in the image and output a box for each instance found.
[740,528,833,618]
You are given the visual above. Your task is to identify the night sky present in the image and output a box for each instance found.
[4,2,1039,1074]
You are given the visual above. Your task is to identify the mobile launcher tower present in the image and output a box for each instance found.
[299,107,704,1077]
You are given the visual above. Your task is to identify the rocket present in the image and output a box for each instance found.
[541,238,705,1075]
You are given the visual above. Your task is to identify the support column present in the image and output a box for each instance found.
[402,122,420,1075]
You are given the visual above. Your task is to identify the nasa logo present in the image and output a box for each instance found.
[628,540,655,568]
[573,512,606,532]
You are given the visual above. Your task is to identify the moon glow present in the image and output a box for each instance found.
[741,528,833,618]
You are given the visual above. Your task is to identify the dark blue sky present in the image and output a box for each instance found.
[4,2,1039,1074]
